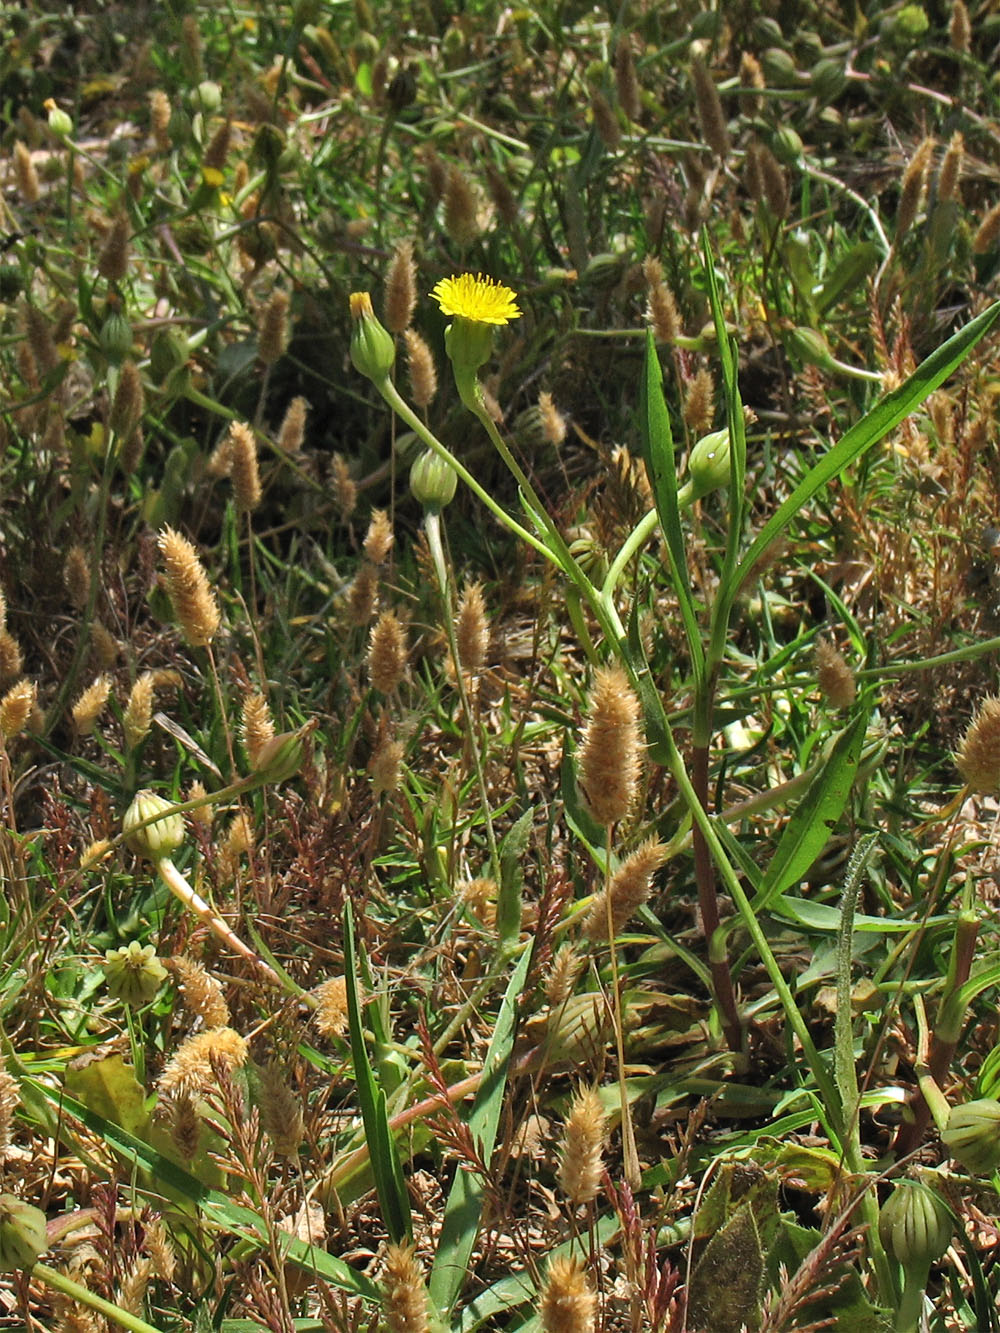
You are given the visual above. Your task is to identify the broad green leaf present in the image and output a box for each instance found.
[428,945,533,1315]
[735,300,1000,590]
[343,900,412,1244]
[497,808,532,947]
[64,1054,150,1140]
[751,712,869,914]
[769,896,951,932]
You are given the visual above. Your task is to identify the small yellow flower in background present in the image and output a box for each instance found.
[431,273,521,325]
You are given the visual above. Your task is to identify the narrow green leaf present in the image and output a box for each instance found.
[752,711,869,914]
[497,808,532,946]
[343,900,412,1244]
[735,300,1000,589]
[816,241,880,316]
[637,330,705,680]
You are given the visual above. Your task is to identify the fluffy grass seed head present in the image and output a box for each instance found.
[227,422,261,512]
[158,1026,249,1097]
[258,1060,304,1158]
[950,0,971,51]
[72,674,112,736]
[683,367,715,435]
[0,680,36,740]
[369,737,404,796]
[332,452,357,520]
[123,672,155,750]
[815,637,856,709]
[109,359,144,438]
[897,136,935,240]
[0,630,22,686]
[939,130,964,204]
[558,1086,607,1207]
[431,273,521,325]
[404,328,438,407]
[590,90,621,152]
[956,696,1000,793]
[384,239,417,334]
[150,90,171,150]
[539,1256,596,1333]
[277,394,309,455]
[974,202,1000,255]
[14,142,40,204]
[158,526,220,647]
[455,582,489,676]
[98,212,131,283]
[381,1243,429,1333]
[577,664,642,826]
[169,955,230,1028]
[240,691,274,765]
[368,610,407,694]
[615,35,641,123]
[347,560,379,626]
[690,56,730,158]
[643,258,680,344]
[257,288,290,365]
[313,976,349,1038]
[443,165,481,247]
[364,509,394,565]
[584,838,667,943]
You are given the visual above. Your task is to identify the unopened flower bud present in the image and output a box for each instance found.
[878,1178,953,1268]
[124,790,185,862]
[46,103,73,138]
[410,449,457,511]
[99,309,133,363]
[679,428,730,505]
[788,326,839,374]
[104,941,169,1006]
[941,1098,1000,1174]
[252,727,307,783]
[0,1195,48,1272]
[349,291,395,383]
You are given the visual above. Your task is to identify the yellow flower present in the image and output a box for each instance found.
[430,273,521,326]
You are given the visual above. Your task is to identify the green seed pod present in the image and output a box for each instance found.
[878,1179,952,1268]
[149,330,189,384]
[410,449,457,511]
[942,1098,1000,1174]
[0,1196,48,1272]
[752,16,784,45]
[123,790,185,862]
[810,56,846,104]
[772,125,804,162]
[104,940,168,1006]
[99,309,133,363]
[760,47,799,84]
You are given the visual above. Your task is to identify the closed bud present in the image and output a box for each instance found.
[252,726,309,783]
[349,291,396,383]
[46,103,73,138]
[104,941,169,1006]
[410,449,457,511]
[679,428,730,505]
[0,1196,47,1272]
[941,1098,1000,1174]
[124,790,185,862]
[878,1178,953,1268]
[100,309,133,363]
[788,326,839,373]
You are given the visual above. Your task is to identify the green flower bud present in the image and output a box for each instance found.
[787,326,839,374]
[878,1178,953,1270]
[149,330,189,384]
[99,309,134,363]
[192,81,222,114]
[681,428,731,505]
[349,291,396,383]
[942,1098,1000,1174]
[0,1196,48,1273]
[252,728,307,784]
[46,105,74,138]
[123,790,185,862]
[104,940,168,1006]
[410,449,457,511]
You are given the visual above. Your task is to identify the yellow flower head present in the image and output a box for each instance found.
[431,273,521,325]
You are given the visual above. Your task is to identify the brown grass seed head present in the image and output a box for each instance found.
[158,1026,249,1097]
[557,1085,607,1207]
[955,696,1000,793]
[404,329,438,407]
[938,130,964,204]
[896,137,934,240]
[258,1059,305,1158]
[615,34,641,122]
[169,955,230,1028]
[72,674,112,736]
[455,582,488,676]
[240,691,274,765]
[227,422,262,512]
[815,637,857,709]
[443,165,481,247]
[369,736,405,795]
[690,56,730,158]
[257,288,290,365]
[109,360,144,438]
[0,680,36,740]
[277,394,309,455]
[123,673,155,750]
[584,838,667,943]
[950,0,971,51]
[368,609,407,694]
[364,508,394,565]
[98,212,131,283]
[578,664,642,826]
[381,1243,429,1333]
[384,239,417,334]
[157,525,221,647]
[13,142,40,204]
[539,1256,596,1333]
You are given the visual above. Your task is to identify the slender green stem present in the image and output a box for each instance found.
[423,511,502,889]
[32,1264,163,1333]
[601,508,659,607]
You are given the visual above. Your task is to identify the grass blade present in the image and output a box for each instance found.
[428,945,533,1315]
[343,899,412,1244]
[735,300,1000,589]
